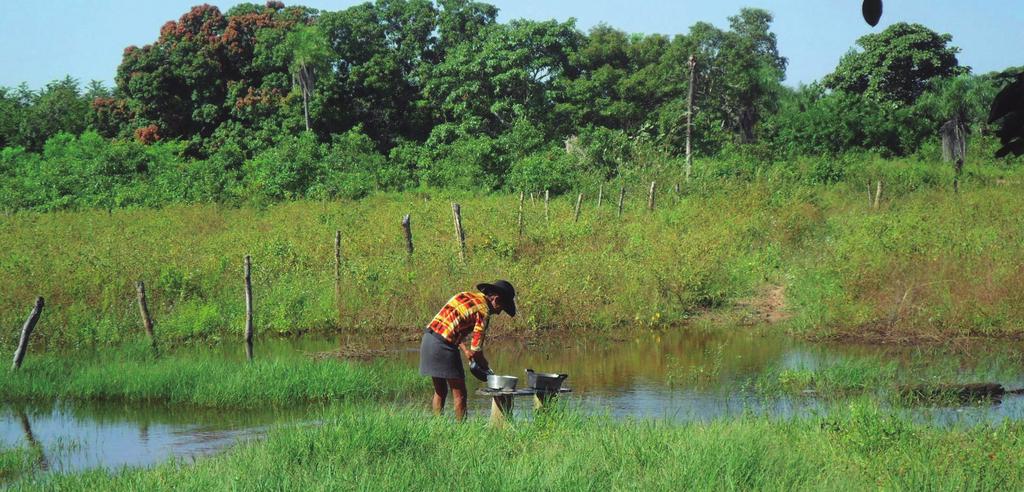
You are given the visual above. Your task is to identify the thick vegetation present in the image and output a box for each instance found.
[9,402,1024,490]
[1,2,1019,211]
[2,153,1023,347]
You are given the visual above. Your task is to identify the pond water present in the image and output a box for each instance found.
[409,326,1024,423]
[0,401,309,476]
[5,326,1024,478]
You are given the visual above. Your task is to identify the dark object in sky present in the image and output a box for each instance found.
[862,0,883,26]
[989,71,1024,157]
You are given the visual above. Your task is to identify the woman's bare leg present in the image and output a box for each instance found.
[448,378,468,421]
[431,377,448,415]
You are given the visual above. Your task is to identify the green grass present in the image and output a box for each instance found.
[0,445,43,484]
[0,182,778,348]
[749,355,900,397]
[0,346,424,408]
[10,401,1024,491]
[2,158,1024,348]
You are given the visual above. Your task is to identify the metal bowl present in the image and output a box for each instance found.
[486,374,518,390]
[526,369,568,391]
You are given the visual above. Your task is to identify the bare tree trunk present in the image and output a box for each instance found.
[686,55,697,181]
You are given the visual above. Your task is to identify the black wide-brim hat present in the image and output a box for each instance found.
[476,280,517,317]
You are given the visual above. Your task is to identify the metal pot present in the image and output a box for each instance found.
[486,374,518,390]
[469,359,493,382]
[526,369,568,391]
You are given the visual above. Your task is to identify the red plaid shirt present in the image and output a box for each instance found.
[427,291,491,352]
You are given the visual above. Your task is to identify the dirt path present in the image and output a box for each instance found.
[737,284,790,324]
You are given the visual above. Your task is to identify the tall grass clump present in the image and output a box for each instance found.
[0,445,43,483]
[16,401,1024,490]
[0,348,423,408]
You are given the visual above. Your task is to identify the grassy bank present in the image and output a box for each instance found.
[0,347,422,408]
[0,181,780,348]
[2,158,1024,347]
[0,446,42,484]
[9,402,1024,490]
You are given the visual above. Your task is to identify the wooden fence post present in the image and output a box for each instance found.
[402,214,414,256]
[544,190,550,223]
[648,181,657,211]
[873,180,883,209]
[244,255,254,361]
[11,297,43,371]
[867,179,873,208]
[617,186,625,217]
[597,184,604,208]
[517,192,525,239]
[334,231,343,324]
[686,54,697,182]
[452,203,467,263]
[136,281,157,352]
[574,193,583,222]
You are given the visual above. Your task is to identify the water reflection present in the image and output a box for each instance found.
[0,401,304,476]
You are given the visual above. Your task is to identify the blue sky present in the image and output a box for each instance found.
[1,0,1021,89]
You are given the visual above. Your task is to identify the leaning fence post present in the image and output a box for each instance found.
[617,186,625,217]
[136,281,157,352]
[452,203,467,263]
[873,180,883,209]
[574,193,583,222]
[517,192,525,239]
[544,190,550,223]
[402,214,414,256]
[334,231,343,324]
[244,255,254,361]
[648,181,657,211]
[11,297,43,371]
[597,184,604,208]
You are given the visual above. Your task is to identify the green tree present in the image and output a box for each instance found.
[425,18,581,139]
[284,24,331,131]
[15,77,91,151]
[823,23,966,105]
[319,0,439,147]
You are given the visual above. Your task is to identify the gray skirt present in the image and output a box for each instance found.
[419,330,465,380]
